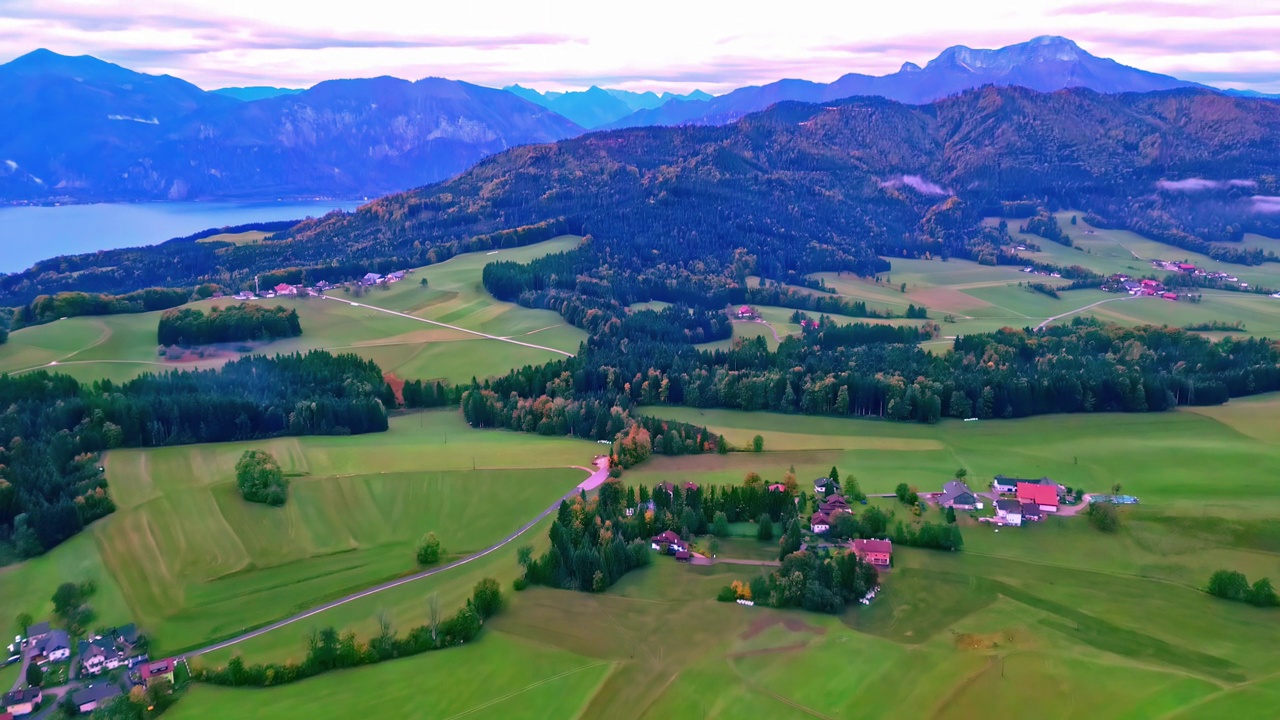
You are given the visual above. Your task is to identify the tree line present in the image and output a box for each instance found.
[194,579,504,687]
[0,351,389,559]
[10,287,220,329]
[157,304,302,346]
[457,318,1280,458]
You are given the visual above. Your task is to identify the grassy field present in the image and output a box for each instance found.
[78,395,1280,719]
[797,217,1280,350]
[0,411,599,656]
[0,236,587,384]
[198,230,271,246]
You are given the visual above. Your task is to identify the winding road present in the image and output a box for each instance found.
[185,460,610,659]
[323,295,573,357]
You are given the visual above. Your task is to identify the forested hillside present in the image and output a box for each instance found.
[4,86,1278,308]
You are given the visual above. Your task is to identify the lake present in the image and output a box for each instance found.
[0,200,364,273]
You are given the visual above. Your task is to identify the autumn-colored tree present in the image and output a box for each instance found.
[731,580,752,600]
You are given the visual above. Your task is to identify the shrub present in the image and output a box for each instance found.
[712,511,730,538]
[470,578,504,619]
[716,585,737,602]
[512,577,529,592]
[756,513,774,541]
[1086,502,1121,533]
[1207,569,1250,601]
[235,450,289,506]
[416,532,442,565]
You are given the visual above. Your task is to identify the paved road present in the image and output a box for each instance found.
[322,295,573,357]
[1035,295,1137,330]
[9,651,31,692]
[186,460,609,659]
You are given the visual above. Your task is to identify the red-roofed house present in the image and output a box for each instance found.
[768,483,787,492]
[1162,292,1177,301]
[810,512,831,534]
[273,283,298,297]
[650,531,686,554]
[1016,482,1059,513]
[852,539,893,568]
[140,658,176,688]
[683,481,699,493]
[1177,263,1197,273]
[735,305,757,319]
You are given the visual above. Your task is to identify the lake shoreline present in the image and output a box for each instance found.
[0,200,365,274]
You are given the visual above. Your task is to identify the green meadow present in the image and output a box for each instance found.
[164,397,1280,719]
[0,236,587,384]
[0,412,599,655]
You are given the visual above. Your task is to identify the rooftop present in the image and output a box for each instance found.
[853,538,893,554]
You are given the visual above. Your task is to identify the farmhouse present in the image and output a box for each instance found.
[814,477,840,494]
[1016,482,1059,513]
[140,658,177,688]
[852,538,893,568]
[995,499,1023,527]
[32,629,70,664]
[993,475,1056,494]
[735,305,758,319]
[650,530,686,554]
[114,624,140,650]
[24,622,50,642]
[387,270,406,282]
[272,283,297,297]
[1021,502,1044,522]
[71,684,121,714]
[939,480,978,510]
[820,494,851,515]
[79,635,126,676]
[2,688,41,716]
[810,512,831,534]
[361,272,382,285]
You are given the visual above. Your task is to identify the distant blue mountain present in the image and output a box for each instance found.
[0,50,581,202]
[505,84,712,128]
[212,86,305,101]
[606,36,1207,128]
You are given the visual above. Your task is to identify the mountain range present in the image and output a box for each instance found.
[505,85,713,128]
[6,84,1278,304]
[604,36,1205,128]
[0,50,582,203]
[0,38,1276,204]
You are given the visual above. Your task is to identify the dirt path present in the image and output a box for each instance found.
[1035,295,1137,330]
[322,295,573,357]
[186,460,609,658]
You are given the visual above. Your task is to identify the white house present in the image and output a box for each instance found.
[994,499,1023,527]
[34,629,70,664]
[810,512,831,534]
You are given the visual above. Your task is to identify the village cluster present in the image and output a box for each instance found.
[3,623,180,716]
[229,268,413,302]
[1098,260,1252,301]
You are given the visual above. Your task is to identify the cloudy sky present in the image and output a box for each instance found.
[1,0,1278,93]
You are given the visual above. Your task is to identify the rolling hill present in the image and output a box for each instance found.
[6,85,1278,305]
